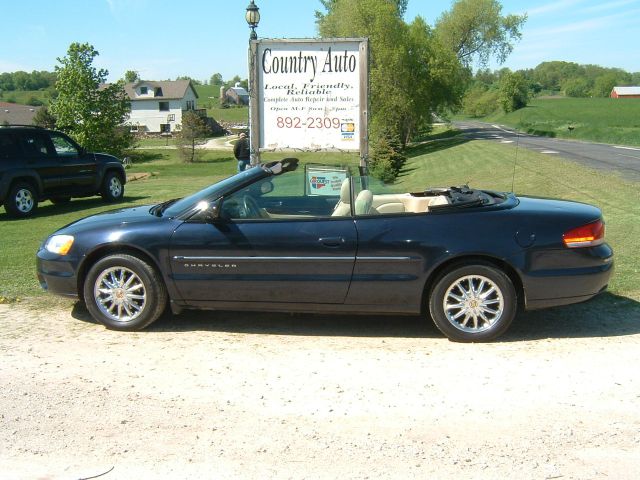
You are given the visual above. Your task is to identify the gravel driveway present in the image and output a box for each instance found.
[1,300,639,479]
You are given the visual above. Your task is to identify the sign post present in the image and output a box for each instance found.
[250,38,369,168]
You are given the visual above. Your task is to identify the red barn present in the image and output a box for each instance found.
[610,86,640,98]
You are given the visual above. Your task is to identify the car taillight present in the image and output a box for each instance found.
[563,220,605,248]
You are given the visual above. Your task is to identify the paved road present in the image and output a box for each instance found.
[454,121,640,182]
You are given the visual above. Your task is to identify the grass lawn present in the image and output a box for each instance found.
[207,106,249,124]
[483,97,640,147]
[1,141,637,308]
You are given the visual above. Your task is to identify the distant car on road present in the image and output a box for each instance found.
[0,125,126,218]
[36,158,613,342]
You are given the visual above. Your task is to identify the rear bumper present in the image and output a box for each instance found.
[522,244,613,310]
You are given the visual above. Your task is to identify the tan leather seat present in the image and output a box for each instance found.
[331,178,352,216]
[354,189,374,215]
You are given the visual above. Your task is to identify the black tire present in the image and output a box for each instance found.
[51,196,71,205]
[101,171,124,203]
[5,182,38,218]
[429,263,517,342]
[83,254,167,331]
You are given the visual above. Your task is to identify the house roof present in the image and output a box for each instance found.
[0,103,42,125]
[229,86,249,97]
[124,80,199,100]
[612,86,640,96]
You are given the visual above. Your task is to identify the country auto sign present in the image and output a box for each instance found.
[251,38,368,153]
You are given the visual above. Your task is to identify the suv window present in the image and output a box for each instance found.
[20,132,54,157]
[0,133,21,162]
[49,133,79,157]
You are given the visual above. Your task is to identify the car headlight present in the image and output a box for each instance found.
[45,235,75,255]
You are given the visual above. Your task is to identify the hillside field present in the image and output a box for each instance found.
[487,97,640,147]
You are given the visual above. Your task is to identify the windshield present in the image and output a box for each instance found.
[161,169,263,217]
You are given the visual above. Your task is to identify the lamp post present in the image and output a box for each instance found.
[245,0,260,40]
[245,0,260,167]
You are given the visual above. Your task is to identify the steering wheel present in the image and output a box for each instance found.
[242,195,261,218]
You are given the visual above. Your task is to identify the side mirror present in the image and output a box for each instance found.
[194,199,222,223]
[260,180,273,195]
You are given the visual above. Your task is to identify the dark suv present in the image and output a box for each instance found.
[0,126,126,218]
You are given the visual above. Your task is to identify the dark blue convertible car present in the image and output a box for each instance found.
[37,158,613,342]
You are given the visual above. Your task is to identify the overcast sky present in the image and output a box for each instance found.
[1,0,638,82]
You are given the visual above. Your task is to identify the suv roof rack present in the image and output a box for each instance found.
[0,124,44,129]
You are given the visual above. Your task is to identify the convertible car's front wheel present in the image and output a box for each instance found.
[429,263,517,342]
[83,254,167,331]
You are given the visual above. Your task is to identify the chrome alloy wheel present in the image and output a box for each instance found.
[93,266,146,323]
[108,176,122,197]
[442,274,504,332]
[15,188,35,213]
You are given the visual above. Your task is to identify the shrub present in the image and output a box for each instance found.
[463,87,500,117]
[369,130,406,182]
[499,72,529,113]
[563,78,590,98]
[27,96,44,106]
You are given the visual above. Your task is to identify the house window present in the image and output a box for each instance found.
[160,124,171,134]
[159,101,170,112]
[140,86,148,95]
[155,87,163,97]
[185,100,194,110]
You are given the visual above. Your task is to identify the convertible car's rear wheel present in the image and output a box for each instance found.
[429,263,516,342]
[83,254,167,331]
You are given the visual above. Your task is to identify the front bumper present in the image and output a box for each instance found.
[36,248,80,299]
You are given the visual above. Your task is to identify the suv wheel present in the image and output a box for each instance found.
[5,182,38,218]
[101,172,124,202]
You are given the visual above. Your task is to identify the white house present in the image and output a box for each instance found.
[124,80,199,134]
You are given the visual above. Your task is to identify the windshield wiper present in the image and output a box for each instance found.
[150,198,179,217]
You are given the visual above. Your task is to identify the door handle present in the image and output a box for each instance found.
[319,236,344,247]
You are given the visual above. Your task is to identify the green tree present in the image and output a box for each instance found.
[210,73,223,86]
[498,71,529,113]
[124,70,140,83]
[435,0,527,67]
[533,61,585,91]
[316,0,408,21]
[50,42,133,158]
[178,111,209,163]
[32,106,57,128]
[462,86,500,117]
[176,75,202,85]
[318,0,464,144]
[26,96,44,106]
[592,73,621,97]
[317,0,467,180]
[369,129,406,182]
[0,72,15,91]
[12,71,31,90]
[563,78,590,98]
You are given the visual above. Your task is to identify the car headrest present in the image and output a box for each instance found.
[340,178,351,203]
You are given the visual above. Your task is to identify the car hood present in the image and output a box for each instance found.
[56,205,159,234]
[93,152,122,163]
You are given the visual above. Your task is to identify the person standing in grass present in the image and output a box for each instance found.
[234,133,250,173]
